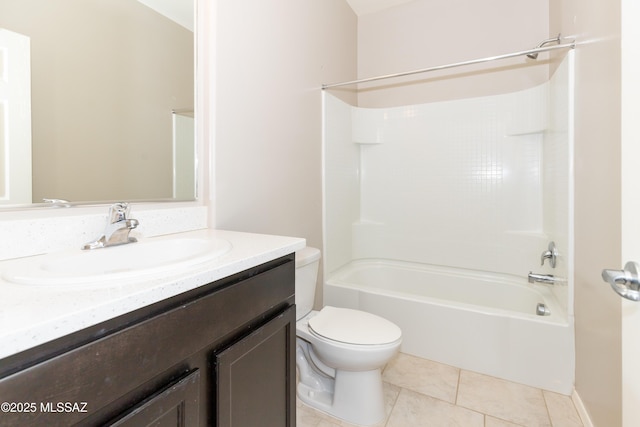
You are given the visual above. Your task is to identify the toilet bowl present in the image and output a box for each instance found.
[295,248,402,426]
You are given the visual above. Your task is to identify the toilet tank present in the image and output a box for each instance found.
[295,247,321,320]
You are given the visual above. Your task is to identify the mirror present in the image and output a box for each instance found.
[0,0,195,208]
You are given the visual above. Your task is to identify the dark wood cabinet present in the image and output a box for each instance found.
[0,255,296,427]
[216,307,296,427]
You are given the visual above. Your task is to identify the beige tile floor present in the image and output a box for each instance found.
[297,352,583,427]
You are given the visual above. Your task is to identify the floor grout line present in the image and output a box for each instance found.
[542,389,554,427]
[454,367,462,405]
[382,384,401,427]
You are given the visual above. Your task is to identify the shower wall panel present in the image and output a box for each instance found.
[323,93,360,274]
[352,85,549,276]
[543,53,573,313]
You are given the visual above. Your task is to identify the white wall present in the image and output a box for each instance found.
[213,0,357,256]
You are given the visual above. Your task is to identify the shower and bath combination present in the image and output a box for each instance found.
[322,36,577,394]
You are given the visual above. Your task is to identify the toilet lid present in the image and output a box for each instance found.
[308,306,401,345]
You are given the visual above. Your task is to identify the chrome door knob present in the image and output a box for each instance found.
[601,261,640,301]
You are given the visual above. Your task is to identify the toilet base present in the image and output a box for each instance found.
[297,344,386,426]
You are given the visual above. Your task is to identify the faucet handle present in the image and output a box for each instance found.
[109,202,131,223]
[541,241,558,268]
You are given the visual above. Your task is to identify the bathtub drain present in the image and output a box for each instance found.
[536,303,551,316]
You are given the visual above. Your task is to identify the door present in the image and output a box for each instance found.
[0,28,32,204]
[215,307,296,427]
[620,1,640,425]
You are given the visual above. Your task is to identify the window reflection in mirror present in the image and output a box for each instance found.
[0,0,195,206]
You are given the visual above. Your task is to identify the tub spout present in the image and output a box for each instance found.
[536,303,551,316]
[528,272,557,284]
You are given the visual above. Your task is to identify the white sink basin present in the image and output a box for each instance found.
[3,237,232,286]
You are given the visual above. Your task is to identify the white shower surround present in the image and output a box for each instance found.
[322,53,574,392]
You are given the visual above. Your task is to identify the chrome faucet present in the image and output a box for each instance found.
[82,203,139,250]
[528,272,557,284]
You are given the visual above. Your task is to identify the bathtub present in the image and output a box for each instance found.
[323,259,574,394]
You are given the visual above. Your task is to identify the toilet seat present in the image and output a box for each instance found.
[308,306,402,345]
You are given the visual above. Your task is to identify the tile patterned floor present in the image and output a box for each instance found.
[297,352,583,427]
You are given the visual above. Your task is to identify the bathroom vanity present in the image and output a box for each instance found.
[0,229,304,427]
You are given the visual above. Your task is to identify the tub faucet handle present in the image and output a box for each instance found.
[541,241,558,268]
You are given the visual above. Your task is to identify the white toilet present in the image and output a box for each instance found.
[295,247,402,426]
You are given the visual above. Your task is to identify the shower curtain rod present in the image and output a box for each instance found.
[321,41,575,90]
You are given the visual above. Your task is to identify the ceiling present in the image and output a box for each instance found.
[345,0,416,16]
[136,0,408,26]
[136,0,194,31]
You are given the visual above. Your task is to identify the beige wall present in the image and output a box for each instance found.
[550,1,622,426]
[356,0,549,107]
[0,0,193,203]
[213,0,357,291]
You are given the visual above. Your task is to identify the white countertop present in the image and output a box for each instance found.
[0,229,305,360]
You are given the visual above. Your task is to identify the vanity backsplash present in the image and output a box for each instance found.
[0,205,208,261]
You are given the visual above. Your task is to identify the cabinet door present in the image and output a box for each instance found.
[108,369,200,427]
[215,306,296,427]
